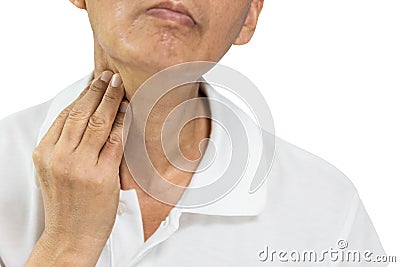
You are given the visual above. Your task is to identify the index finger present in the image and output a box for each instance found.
[39,83,91,146]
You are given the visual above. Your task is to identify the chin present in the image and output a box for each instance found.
[123,46,201,71]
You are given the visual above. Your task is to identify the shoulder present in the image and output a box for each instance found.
[0,101,52,145]
[0,73,92,168]
[0,100,52,166]
[254,136,385,251]
[264,136,358,224]
[271,136,357,198]
[0,100,52,196]
[0,100,52,162]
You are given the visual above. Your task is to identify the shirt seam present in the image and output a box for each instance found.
[326,191,360,267]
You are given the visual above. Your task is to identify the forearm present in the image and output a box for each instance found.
[26,232,105,267]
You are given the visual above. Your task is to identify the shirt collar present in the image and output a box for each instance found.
[34,72,272,217]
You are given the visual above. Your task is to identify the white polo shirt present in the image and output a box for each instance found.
[0,74,387,266]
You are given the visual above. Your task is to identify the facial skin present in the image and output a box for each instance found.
[25,3,267,263]
[71,0,264,97]
[66,0,264,241]
[69,0,264,183]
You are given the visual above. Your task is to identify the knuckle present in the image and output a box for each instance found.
[103,92,118,103]
[32,147,43,164]
[76,178,104,190]
[90,80,107,93]
[49,154,68,178]
[73,168,87,181]
[113,117,124,128]
[108,132,123,145]
[88,113,108,131]
[68,107,90,122]
[58,107,71,120]
[78,87,89,98]
[70,173,106,190]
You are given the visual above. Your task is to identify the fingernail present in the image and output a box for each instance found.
[119,101,129,113]
[111,74,123,88]
[101,71,113,83]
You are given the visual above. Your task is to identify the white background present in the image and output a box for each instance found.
[0,0,399,262]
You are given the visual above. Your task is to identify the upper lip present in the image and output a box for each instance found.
[147,1,196,24]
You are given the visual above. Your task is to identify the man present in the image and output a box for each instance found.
[0,0,386,266]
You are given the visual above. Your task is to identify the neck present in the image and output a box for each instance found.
[93,40,211,189]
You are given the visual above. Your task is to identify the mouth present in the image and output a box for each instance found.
[145,1,196,27]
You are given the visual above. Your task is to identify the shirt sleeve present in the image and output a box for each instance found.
[328,192,388,266]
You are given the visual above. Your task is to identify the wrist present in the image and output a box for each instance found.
[26,231,106,266]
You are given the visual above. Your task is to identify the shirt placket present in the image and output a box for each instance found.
[126,208,182,267]
[102,189,182,267]
[108,189,145,267]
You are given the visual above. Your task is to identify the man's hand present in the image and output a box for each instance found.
[26,71,131,266]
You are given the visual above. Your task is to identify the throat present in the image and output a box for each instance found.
[137,190,176,241]
[119,157,195,242]
[118,84,211,241]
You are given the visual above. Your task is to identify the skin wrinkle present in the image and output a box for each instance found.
[70,0,263,241]
[87,0,253,77]
[24,3,265,264]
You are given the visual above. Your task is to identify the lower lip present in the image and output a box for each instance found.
[146,8,195,27]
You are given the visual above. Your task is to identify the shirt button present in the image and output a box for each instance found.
[117,202,128,216]
[161,216,170,227]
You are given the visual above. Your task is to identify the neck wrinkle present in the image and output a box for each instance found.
[94,39,211,182]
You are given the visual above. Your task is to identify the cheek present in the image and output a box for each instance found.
[198,13,246,60]
[206,3,249,42]
[87,1,128,38]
